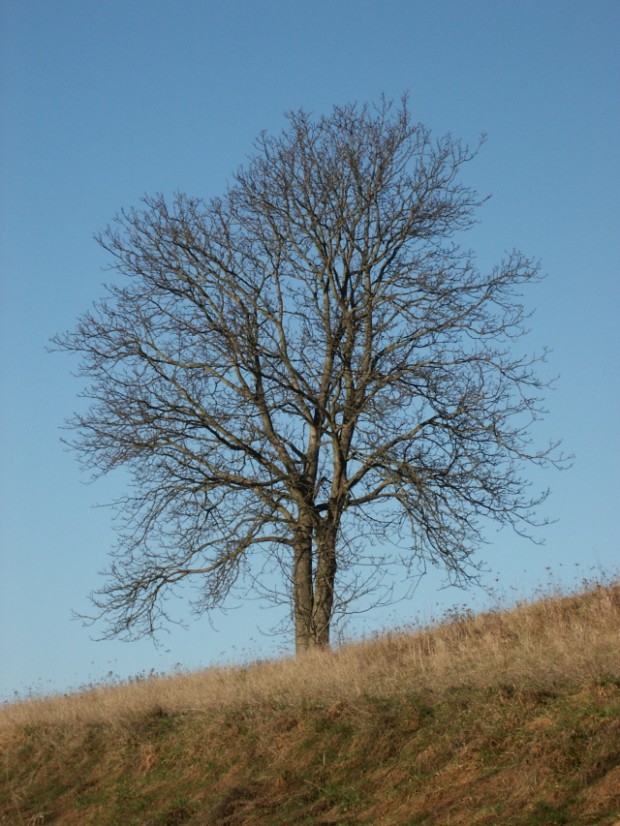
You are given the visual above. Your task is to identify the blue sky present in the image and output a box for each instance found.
[1,0,618,701]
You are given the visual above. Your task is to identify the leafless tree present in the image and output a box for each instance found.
[54,98,564,652]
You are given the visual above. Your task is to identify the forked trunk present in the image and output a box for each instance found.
[293,520,338,653]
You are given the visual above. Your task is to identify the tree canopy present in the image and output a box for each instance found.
[55,98,563,652]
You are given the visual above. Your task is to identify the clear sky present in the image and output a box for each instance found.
[1,0,618,701]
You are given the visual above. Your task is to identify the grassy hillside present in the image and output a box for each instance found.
[1,580,619,825]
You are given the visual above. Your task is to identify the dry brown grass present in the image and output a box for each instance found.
[1,579,618,826]
[2,578,618,728]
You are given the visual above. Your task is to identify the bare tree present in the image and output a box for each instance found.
[54,98,563,653]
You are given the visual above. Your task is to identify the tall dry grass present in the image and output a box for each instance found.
[2,578,617,735]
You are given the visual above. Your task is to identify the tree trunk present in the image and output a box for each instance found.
[312,525,337,648]
[292,517,338,653]
[293,521,314,654]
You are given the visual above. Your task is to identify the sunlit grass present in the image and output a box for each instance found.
[2,572,617,730]
[2,573,618,825]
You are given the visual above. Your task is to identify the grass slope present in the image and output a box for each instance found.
[1,581,619,825]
